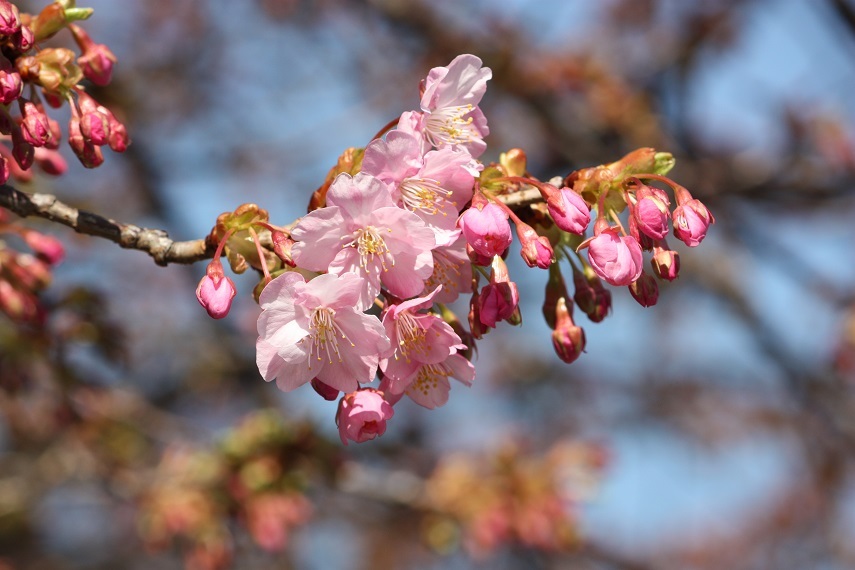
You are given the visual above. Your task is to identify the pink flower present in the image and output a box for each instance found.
[290,172,436,309]
[672,199,714,247]
[633,185,670,240]
[380,286,466,392]
[458,199,512,258]
[547,187,590,235]
[585,228,643,286]
[255,272,390,393]
[477,257,519,327]
[19,100,51,147]
[361,130,475,232]
[196,261,237,319]
[336,388,395,445]
[412,54,492,157]
[422,231,472,303]
[402,354,475,409]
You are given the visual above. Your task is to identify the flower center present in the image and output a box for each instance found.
[424,104,475,147]
[424,249,463,295]
[399,177,454,217]
[394,311,430,362]
[406,362,451,398]
[344,226,392,273]
[302,307,352,369]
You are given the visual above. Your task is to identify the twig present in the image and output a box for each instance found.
[0,184,214,266]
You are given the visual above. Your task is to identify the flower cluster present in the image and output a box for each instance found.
[138,411,334,570]
[196,54,714,445]
[0,207,63,324]
[0,1,127,183]
[423,441,608,557]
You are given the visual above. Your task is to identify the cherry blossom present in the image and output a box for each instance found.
[290,172,436,309]
[255,271,390,393]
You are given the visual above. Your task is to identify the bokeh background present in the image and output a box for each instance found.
[2,0,855,568]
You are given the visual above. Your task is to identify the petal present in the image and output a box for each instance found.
[290,207,347,271]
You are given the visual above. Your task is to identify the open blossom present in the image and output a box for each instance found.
[401,54,491,157]
[423,231,472,303]
[401,354,475,409]
[361,130,475,233]
[256,272,390,393]
[585,228,643,287]
[380,286,466,391]
[290,172,436,309]
[337,388,395,445]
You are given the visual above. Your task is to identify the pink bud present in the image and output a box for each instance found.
[651,245,680,281]
[196,262,237,319]
[551,298,585,364]
[271,231,296,267]
[79,110,111,146]
[458,201,512,258]
[672,199,714,247]
[0,63,21,105]
[0,1,20,37]
[547,187,590,234]
[23,229,64,264]
[10,127,33,170]
[516,221,553,269]
[628,271,658,307]
[68,115,104,168]
[632,185,670,240]
[13,24,33,52]
[19,100,52,147]
[572,268,611,323]
[311,378,339,401]
[477,257,519,327]
[585,228,643,287]
[336,389,394,445]
[70,24,117,87]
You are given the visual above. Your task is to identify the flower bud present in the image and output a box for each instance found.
[632,183,670,240]
[628,271,658,307]
[70,24,116,87]
[584,227,643,286]
[477,256,519,327]
[546,187,590,234]
[13,24,34,53]
[19,100,52,147]
[22,229,64,264]
[336,389,394,445]
[196,261,237,319]
[551,298,585,364]
[672,199,714,247]
[0,1,20,37]
[31,3,66,41]
[516,221,553,269]
[11,127,34,170]
[651,245,680,281]
[68,115,104,168]
[271,231,296,267]
[0,58,22,105]
[468,289,490,339]
[458,193,512,258]
[573,266,611,323]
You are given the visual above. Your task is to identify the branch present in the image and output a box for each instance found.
[0,184,214,266]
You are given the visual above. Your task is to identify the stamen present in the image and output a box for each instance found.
[342,226,393,273]
[424,104,476,147]
[303,307,350,367]
[406,362,451,397]
[395,311,430,362]
[399,177,454,217]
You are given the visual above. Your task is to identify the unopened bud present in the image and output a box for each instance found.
[23,229,64,264]
[70,24,116,86]
[196,261,237,319]
[542,263,569,330]
[0,57,22,104]
[651,245,680,281]
[672,198,714,247]
[573,266,611,323]
[0,1,20,36]
[271,231,296,267]
[628,271,658,308]
[12,24,34,52]
[516,221,553,269]
[552,297,585,364]
[19,100,52,147]
[11,127,34,170]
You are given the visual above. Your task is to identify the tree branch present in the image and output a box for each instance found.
[0,184,214,266]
